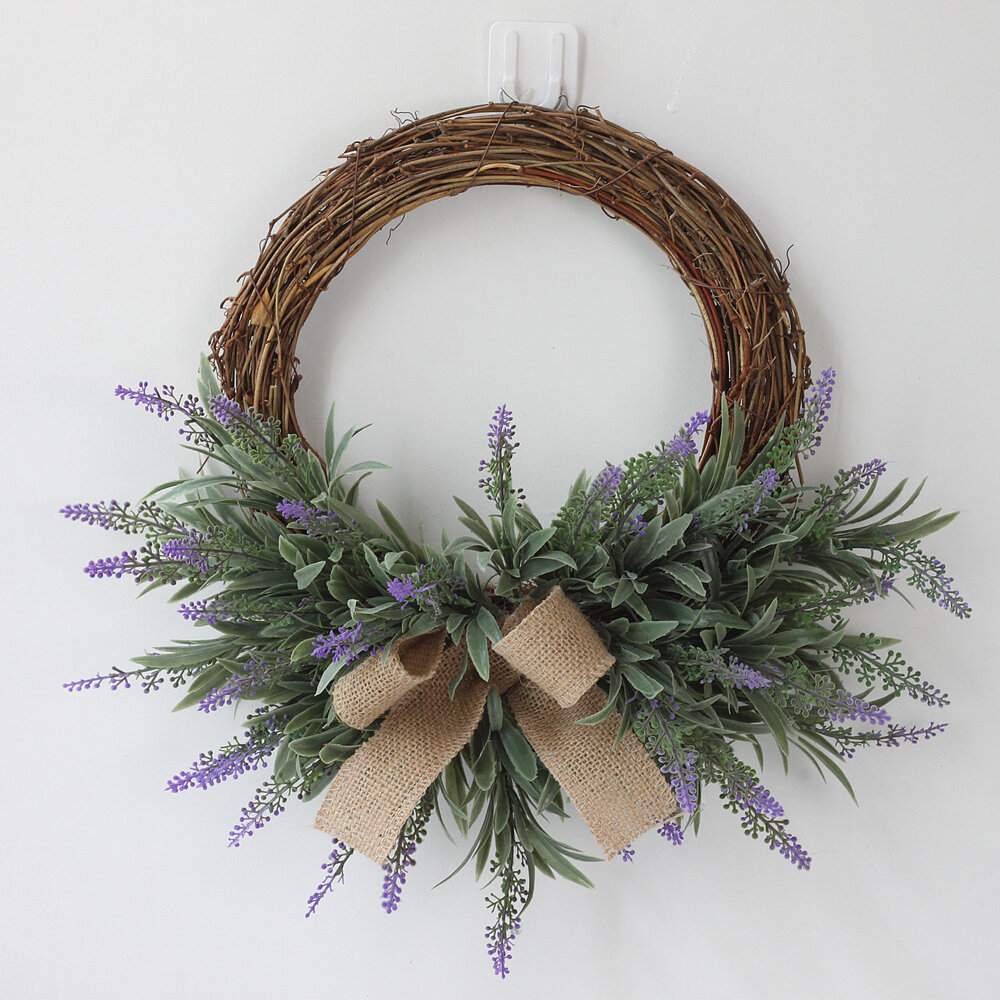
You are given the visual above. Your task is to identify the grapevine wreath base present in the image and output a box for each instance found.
[64,105,968,978]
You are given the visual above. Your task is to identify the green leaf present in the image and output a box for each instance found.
[323,401,337,469]
[501,494,518,547]
[746,690,790,761]
[376,500,420,553]
[520,552,576,578]
[626,620,679,643]
[278,535,301,566]
[198,353,222,406]
[499,725,538,781]
[476,605,503,645]
[294,560,326,590]
[621,663,663,697]
[662,563,706,597]
[486,688,504,731]
[472,741,497,790]
[528,833,595,888]
[465,622,491,680]
[517,527,557,561]
[611,578,634,608]
[292,636,318,663]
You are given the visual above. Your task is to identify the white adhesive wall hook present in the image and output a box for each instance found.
[488,21,579,109]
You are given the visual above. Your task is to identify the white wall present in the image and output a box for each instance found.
[3,2,998,998]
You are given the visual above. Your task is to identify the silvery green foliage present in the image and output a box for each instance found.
[66,361,968,976]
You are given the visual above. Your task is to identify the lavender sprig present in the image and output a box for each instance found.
[634,698,699,814]
[593,412,709,548]
[116,382,210,446]
[381,794,434,914]
[658,820,684,845]
[305,839,355,918]
[166,724,280,792]
[312,621,368,663]
[115,382,203,421]
[710,657,773,691]
[888,540,972,619]
[228,777,290,847]
[799,367,835,459]
[277,498,340,538]
[664,410,712,460]
[197,658,277,713]
[208,394,305,470]
[63,661,200,693]
[84,530,266,584]
[758,662,893,726]
[386,564,463,617]
[59,499,180,535]
[830,636,948,707]
[484,845,530,979]
[811,721,948,759]
[478,404,524,512]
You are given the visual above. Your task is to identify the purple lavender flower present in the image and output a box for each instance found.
[896,542,971,619]
[736,779,784,818]
[161,530,213,575]
[486,914,521,979]
[305,839,353,918]
[824,690,892,726]
[663,750,699,814]
[228,783,287,847]
[649,695,680,719]
[487,404,516,453]
[387,566,448,613]
[60,501,121,529]
[277,498,339,537]
[478,404,524,510]
[276,498,309,521]
[657,821,684,846]
[484,849,530,979]
[179,598,229,624]
[387,576,418,603]
[591,464,625,502]
[209,394,243,426]
[757,468,780,493]
[379,797,433,915]
[312,621,367,664]
[83,551,137,579]
[197,660,273,712]
[711,657,773,690]
[800,367,836,458]
[166,728,278,792]
[664,410,711,460]
[752,467,780,515]
[865,574,895,601]
[381,844,416,913]
[628,514,648,536]
[770,830,812,870]
[618,845,636,863]
[842,458,887,490]
[64,668,135,692]
[115,382,178,420]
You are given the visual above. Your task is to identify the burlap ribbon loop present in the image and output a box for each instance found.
[492,586,615,708]
[314,586,678,865]
[332,629,445,730]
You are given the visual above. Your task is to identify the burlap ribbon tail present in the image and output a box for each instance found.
[313,586,678,864]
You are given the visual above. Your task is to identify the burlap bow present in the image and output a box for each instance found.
[314,586,678,864]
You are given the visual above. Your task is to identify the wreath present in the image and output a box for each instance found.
[64,104,968,978]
